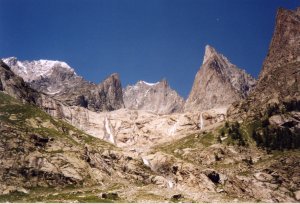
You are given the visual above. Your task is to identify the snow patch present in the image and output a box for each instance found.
[140,81,159,86]
[34,60,74,77]
[38,59,71,69]
[2,57,76,82]
[16,61,28,74]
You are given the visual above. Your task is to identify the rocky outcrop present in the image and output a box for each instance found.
[3,57,124,112]
[249,7,300,109]
[229,7,300,116]
[258,7,300,100]
[0,92,155,197]
[228,8,300,145]
[0,60,40,103]
[123,80,185,114]
[51,72,124,112]
[184,45,256,112]
[259,7,300,80]
[142,143,300,202]
[42,106,226,150]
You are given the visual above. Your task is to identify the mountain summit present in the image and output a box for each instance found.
[3,57,76,82]
[184,45,256,112]
[123,79,184,114]
[202,45,218,65]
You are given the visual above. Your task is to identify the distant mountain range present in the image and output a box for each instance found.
[3,43,256,115]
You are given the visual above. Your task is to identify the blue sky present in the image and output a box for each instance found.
[0,0,298,98]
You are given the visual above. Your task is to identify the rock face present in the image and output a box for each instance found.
[68,107,227,150]
[143,138,300,202]
[254,7,300,104]
[228,7,300,119]
[0,90,156,198]
[123,80,185,114]
[184,45,256,112]
[3,57,124,112]
[0,60,39,104]
[227,8,300,150]
[259,7,300,80]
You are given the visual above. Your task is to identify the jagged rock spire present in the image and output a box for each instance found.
[184,45,256,112]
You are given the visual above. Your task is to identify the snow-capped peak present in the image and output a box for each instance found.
[140,81,159,86]
[2,57,76,82]
[17,61,28,74]
[3,56,17,62]
[37,59,72,69]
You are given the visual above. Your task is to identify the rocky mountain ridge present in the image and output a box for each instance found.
[3,45,256,116]
[123,79,185,114]
[3,57,124,112]
[3,57,76,82]
[4,57,186,115]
